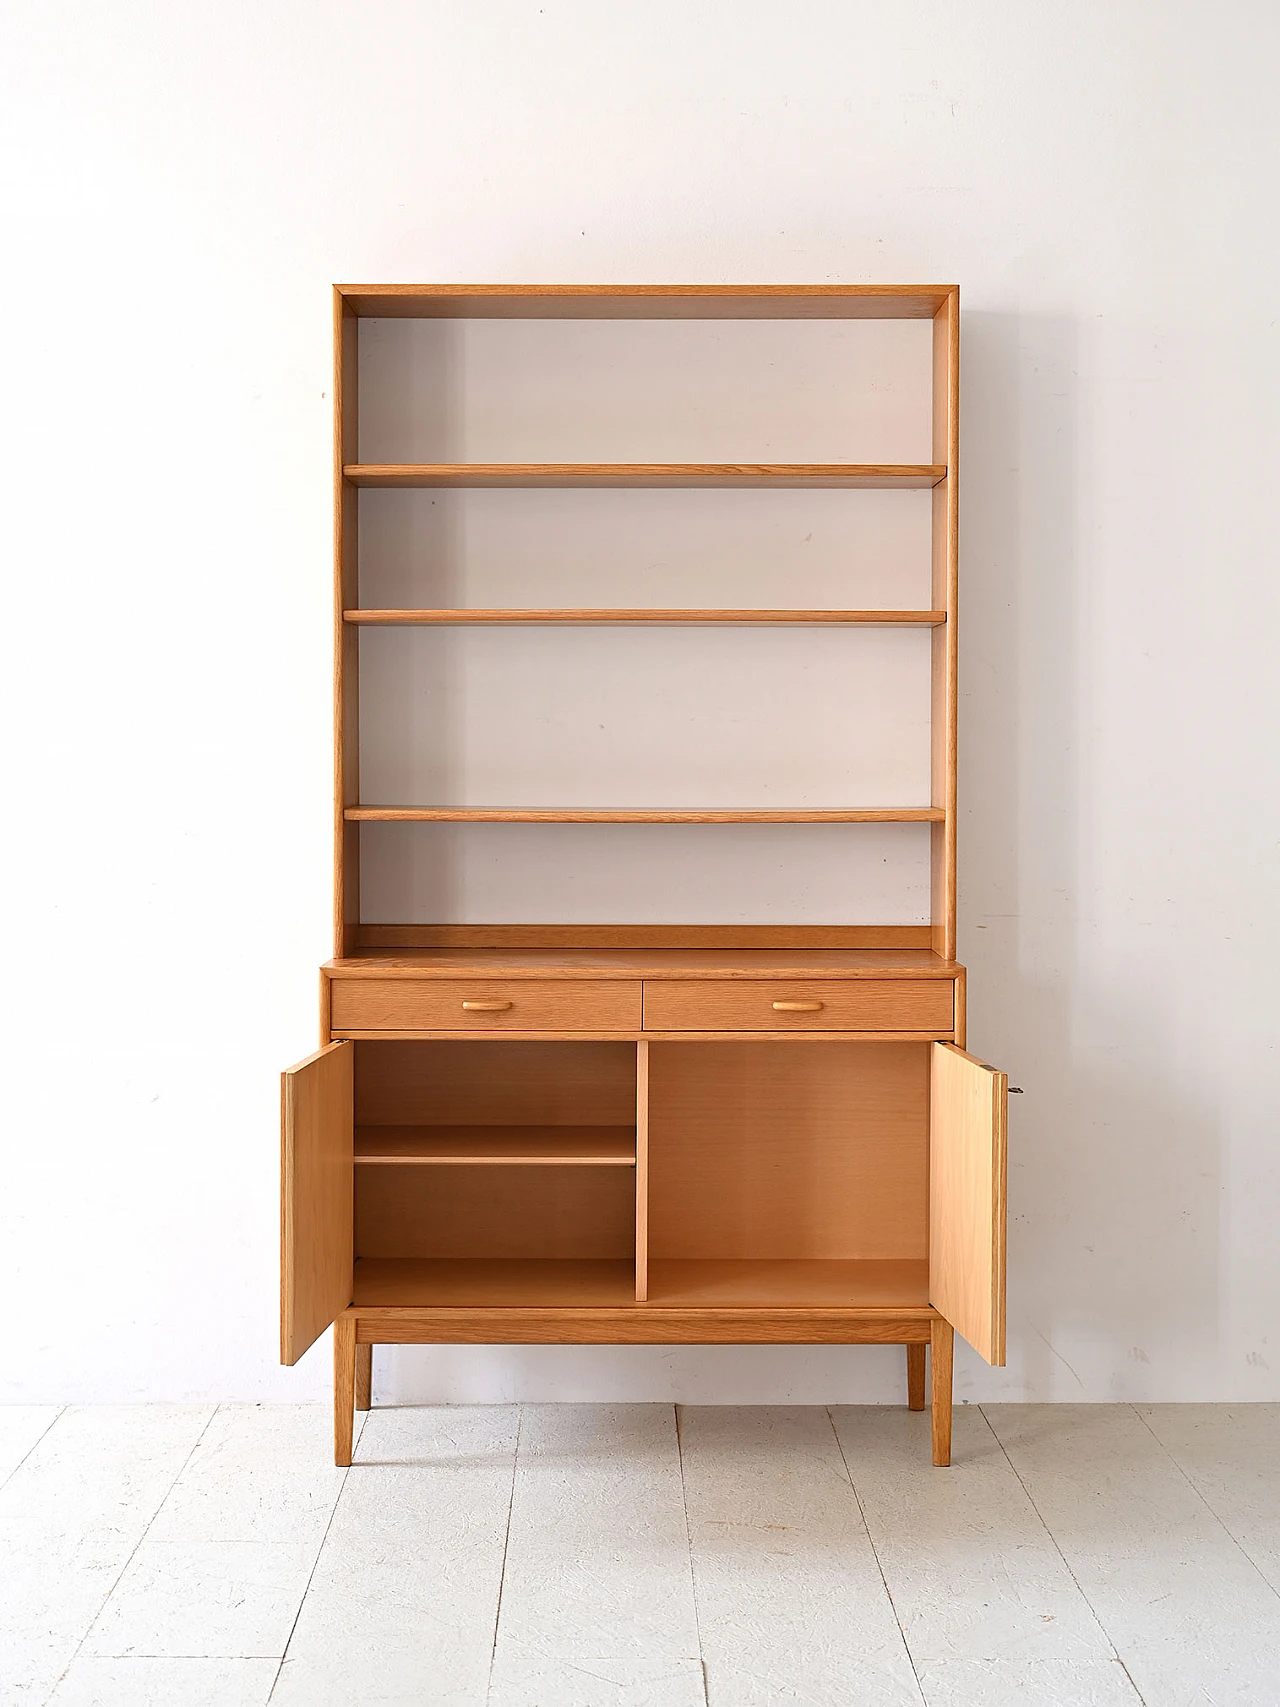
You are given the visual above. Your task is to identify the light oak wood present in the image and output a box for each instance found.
[353,1039,637,1127]
[645,1258,928,1307]
[344,608,949,626]
[353,1305,935,1345]
[333,1313,355,1466]
[352,925,938,951]
[335,945,954,975]
[280,1041,353,1365]
[355,1342,372,1411]
[353,1257,637,1306]
[353,1124,635,1164]
[931,1316,954,1466]
[907,1342,926,1410]
[337,283,955,319]
[930,290,959,959]
[331,977,642,1032]
[345,806,946,823]
[635,1042,649,1302]
[642,979,953,1032]
[344,463,947,489]
[648,1042,929,1260]
[334,291,360,957]
[356,1164,634,1259]
[929,1043,1008,1365]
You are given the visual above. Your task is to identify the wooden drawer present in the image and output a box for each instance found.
[329,978,642,1033]
[642,979,953,1033]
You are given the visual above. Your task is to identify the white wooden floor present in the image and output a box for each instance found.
[1,1402,1277,1706]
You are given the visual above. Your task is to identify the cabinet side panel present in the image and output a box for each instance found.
[928,1042,1007,1364]
[335,292,360,956]
[930,291,959,958]
[281,1041,354,1364]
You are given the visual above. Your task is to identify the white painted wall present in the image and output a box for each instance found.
[3,0,1277,1405]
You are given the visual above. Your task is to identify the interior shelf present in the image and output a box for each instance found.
[645,1259,930,1308]
[353,1257,637,1306]
[343,463,947,489]
[345,806,945,823]
[354,1124,636,1165]
[345,608,948,626]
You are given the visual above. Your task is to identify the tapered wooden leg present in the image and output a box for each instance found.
[333,1314,356,1467]
[930,1317,954,1466]
[355,1342,372,1412]
[906,1342,926,1411]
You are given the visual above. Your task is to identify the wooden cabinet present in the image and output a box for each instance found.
[282,284,1009,1467]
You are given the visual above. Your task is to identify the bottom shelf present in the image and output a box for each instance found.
[352,1257,928,1309]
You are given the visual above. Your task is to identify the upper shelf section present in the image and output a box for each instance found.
[345,609,947,626]
[337,284,957,320]
[344,463,946,489]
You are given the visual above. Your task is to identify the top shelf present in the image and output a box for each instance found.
[344,464,947,490]
[337,284,957,320]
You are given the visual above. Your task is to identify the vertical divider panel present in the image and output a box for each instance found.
[334,291,361,957]
[930,290,959,960]
[635,1039,650,1300]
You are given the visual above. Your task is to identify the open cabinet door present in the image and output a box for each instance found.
[281,1041,353,1365]
[929,1043,1008,1365]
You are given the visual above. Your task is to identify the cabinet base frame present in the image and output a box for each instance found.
[331,1305,954,1469]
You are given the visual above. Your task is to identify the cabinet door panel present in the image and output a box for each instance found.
[929,1042,1007,1365]
[281,1041,354,1364]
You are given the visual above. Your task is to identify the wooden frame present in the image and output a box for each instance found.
[289,283,1007,1472]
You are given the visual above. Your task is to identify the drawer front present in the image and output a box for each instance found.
[330,978,641,1033]
[642,979,954,1033]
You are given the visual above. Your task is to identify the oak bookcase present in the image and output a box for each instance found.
[280,284,1008,1467]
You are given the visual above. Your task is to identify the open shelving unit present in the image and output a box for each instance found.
[281,284,1009,1470]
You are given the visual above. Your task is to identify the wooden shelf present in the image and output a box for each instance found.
[345,806,945,824]
[344,463,947,490]
[338,284,956,320]
[345,608,947,627]
[353,1257,637,1306]
[645,1259,930,1308]
[354,1125,635,1165]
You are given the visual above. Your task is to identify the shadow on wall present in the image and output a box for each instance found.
[960,308,1220,1402]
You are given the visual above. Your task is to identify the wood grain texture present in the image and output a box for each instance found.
[352,925,939,951]
[335,945,956,975]
[337,283,956,319]
[353,1257,637,1306]
[280,1041,353,1365]
[331,977,641,1032]
[929,1042,1008,1366]
[344,463,947,489]
[930,290,960,959]
[907,1342,927,1410]
[931,1315,954,1466]
[353,1124,636,1164]
[648,1042,929,1260]
[333,1312,356,1466]
[642,979,953,1033]
[635,1042,649,1301]
[355,1165,635,1259]
[646,1258,928,1307]
[344,608,949,626]
[353,1305,934,1345]
[334,291,360,957]
[355,1341,372,1411]
[353,1039,636,1126]
[345,806,946,823]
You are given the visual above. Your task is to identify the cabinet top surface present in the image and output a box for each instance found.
[323,948,963,980]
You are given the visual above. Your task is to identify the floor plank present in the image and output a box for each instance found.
[984,1403,1280,1707]
[489,1404,702,1707]
[678,1405,922,1706]
[271,1405,518,1707]
[832,1405,1115,1665]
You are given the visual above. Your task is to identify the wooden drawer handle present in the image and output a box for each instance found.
[461,999,513,1012]
[772,999,824,1012]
